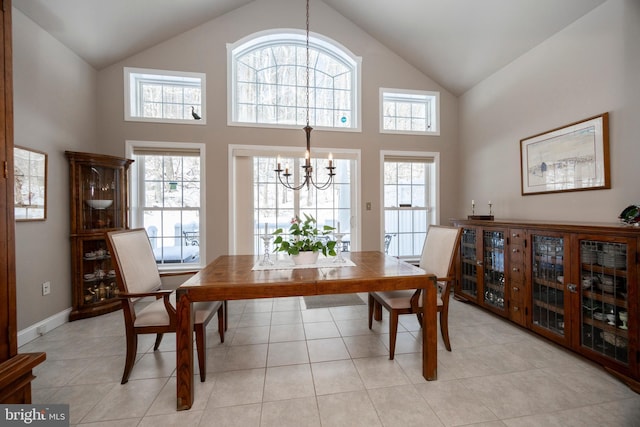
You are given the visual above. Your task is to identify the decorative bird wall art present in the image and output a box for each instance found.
[191,106,201,120]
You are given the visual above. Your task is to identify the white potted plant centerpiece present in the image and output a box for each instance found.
[272,214,337,265]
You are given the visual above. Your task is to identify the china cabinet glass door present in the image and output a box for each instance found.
[80,163,124,231]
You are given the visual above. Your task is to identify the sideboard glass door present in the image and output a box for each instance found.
[459,227,478,300]
[482,230,506,313]
[579,238,630,367]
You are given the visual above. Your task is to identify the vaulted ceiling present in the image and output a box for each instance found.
[13,0,606,95]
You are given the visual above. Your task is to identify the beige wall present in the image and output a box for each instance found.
[13,9,98,329]
[13,0,457,330]
[18,0,636,332]
[95,0,459,263]
[458,0,639,222]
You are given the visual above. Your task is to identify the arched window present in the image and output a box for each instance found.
[228,30,361,131]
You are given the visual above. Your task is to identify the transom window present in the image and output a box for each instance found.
[124,67,205,124]
[228,30,361,130]
[380,88,440,136]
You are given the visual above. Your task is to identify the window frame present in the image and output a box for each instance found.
[379,88,440,136]
[380,151,440,262]
[125,140,206,271]
[124,67,206,125]
[227,29,362,132]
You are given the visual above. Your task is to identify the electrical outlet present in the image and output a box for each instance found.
[42,281,51,296]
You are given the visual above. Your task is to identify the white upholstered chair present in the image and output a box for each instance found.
[368,225,462,359]
[106,228,224,384]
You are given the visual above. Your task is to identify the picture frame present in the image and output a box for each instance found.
[520,113,610,196]
[14,146,48,221]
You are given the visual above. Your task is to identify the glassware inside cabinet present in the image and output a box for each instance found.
[82,239,118,305]
[482,231,505,310]
[531,236,565,334]
[580,240,629,364]
[460,228,478,298]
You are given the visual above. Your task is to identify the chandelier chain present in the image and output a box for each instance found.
[273,0,336,191]
[305,0,310,127]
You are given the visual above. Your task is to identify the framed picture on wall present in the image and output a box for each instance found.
[14,146,47,221]
[520,112,610,196]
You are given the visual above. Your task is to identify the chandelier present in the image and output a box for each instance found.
[274,0,336,191]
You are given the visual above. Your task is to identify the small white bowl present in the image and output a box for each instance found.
[86,199,113,209]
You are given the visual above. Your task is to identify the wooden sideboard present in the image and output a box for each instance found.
[451,218,639,393]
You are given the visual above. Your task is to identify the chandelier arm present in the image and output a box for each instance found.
[311,179,333,191]
[276,171,308,191]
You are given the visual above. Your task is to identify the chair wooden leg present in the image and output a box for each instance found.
[153,333,164,351]
[368,294,374,329]
[374,300,382,321]
[389,311,398,360]
[121,332,138,384]
[440,311,451,351]
[415,312,423,326]
[195,324,206,382]
[217,305,225,343]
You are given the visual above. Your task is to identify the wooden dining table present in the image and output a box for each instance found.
[175,251,438,410]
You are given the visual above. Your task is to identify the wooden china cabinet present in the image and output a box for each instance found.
[66,151,133,321]
[452,218,640,393]
[0,0,46,403]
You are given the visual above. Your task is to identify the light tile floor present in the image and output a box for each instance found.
[19,295,640,426]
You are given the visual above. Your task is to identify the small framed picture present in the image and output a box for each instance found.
[14,146,47,221]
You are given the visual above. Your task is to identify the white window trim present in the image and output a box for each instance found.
[379,88,440,136]
[124,67,207,125]
[228,144,361,255]
[227,29,362,133]
[125,140,207,271]
[380,150,440,259]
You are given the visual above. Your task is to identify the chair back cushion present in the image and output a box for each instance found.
[419,225,462,279]
[107,229,162,294]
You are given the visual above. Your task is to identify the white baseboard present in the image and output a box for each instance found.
[18,308,72,348]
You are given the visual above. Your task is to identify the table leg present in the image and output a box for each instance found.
[423,275,437,380]
[176,289,194,410]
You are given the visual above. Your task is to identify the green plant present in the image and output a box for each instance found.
[273,214,337,256]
